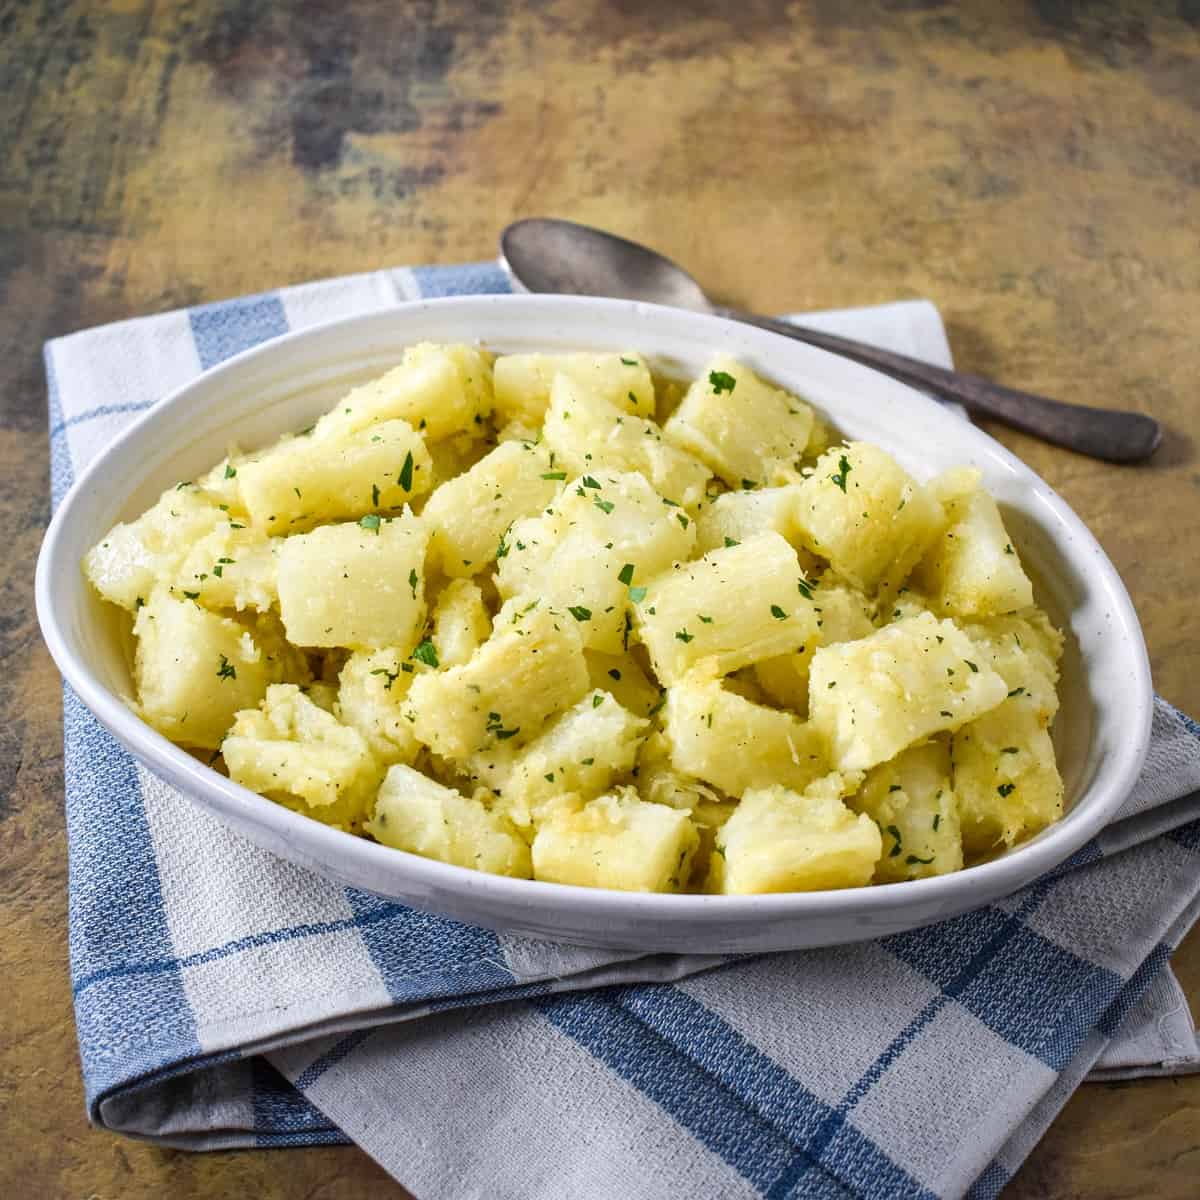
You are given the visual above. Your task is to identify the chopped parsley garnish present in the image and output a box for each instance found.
[398,451,414,492]
[676,513,689,529]
[592,694,604,708]
[175,480,192,490]
[770,605,787,620]
[216,654,237,681]
[1004,543,1015,555]
[698,614,714,624]
[544,773,555,783]
[647,691,667,716]
[888,784,901,793]
[496,528,511,559]
[411,638,439,668]
[593,498,615,515]
[675,629,694,643]
[724,536,740,547]
[1001,746,1019,754]
[359,513,381,534]
[182,590,200,600]
[581,757,594,765]
[933,813,941,831]
[224,464,237,479]
[906,854,935,866]
[370,667,400,690]
[940,710,952,717]
[886,825,902,856]
[830,454,852,492]
[567,606,592,622]
[495,726,520,740]
[620,356,638,366]
[618,563,635,585]
[709,370,737,394]
[408,568,419,599]
[372,483,381,507]
[628,586,648,604]
[797,579,814,601]
[964,660,979,673]
[740,478,758,491]
[997,782,1016,797]
[608,668,622,680]
[1007,687,1026,698]
[541,471,567,480]
[581,475,601,489]
[623,611,633,650]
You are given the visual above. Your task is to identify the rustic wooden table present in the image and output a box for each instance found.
[3,2,1198,1197]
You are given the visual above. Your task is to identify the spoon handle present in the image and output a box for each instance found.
[713,307,1161,464]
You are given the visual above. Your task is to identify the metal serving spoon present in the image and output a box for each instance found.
[499,218,1161,463]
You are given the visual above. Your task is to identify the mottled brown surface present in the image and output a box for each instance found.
[2,1,1198,1196]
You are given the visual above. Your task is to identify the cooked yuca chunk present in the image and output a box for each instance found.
[276,511,428,649]
[133,588,298,749]
[753,580,876,713]
[585,650,662,717]
[531,787,699,892]
[222,684,382,829]
[236,419,432,534]
[431,579,491,669]
[422,440,559,577]
[319,342,493,441]
[492,352,655,425]
[695,485,811,560]
[501,690,650,831]
[953,696,1064,855]
[407,605,590,761]
[713,774,881,894]
[636,533,818,684]
[663,672,829,795]
[84,487,227,611]
[334,648,422,765]
[174,523,280,613]
[794,443,944,595]
[496,470,696,654]
[543,375,710,509]
[367,764,531,877]
[850,739,962,882]
[951,609,1064,853]
[664,355,815,488]
[961,610,1063,721]
[914,467,1034,618]
[809,612,1007,772]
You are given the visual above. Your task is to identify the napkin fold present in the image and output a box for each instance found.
[47,263,1200,1200]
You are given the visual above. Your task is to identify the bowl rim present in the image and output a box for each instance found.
[35,292,1154,924]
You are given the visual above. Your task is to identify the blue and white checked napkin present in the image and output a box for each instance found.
[48,263,1200,1200]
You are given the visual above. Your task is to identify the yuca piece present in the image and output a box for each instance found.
[531,787,700,892]
[636,533,817,684]
[421,440,559,577]
[367,764,532,878]
[794,442,944,596]
[492,352,655,425]
[808,611,1007,772]
[223,684,382,831]
[664,354,815,488]
[663,672,829,795]
[713,775,881,894]
[276,511,428,650]
[406,605,590,761]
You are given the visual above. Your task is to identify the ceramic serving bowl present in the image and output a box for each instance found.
[35,295,1152,953]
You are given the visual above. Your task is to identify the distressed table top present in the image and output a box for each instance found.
[3,2,1198,1197]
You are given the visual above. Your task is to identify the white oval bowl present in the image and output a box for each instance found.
[36,295,1152,953]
